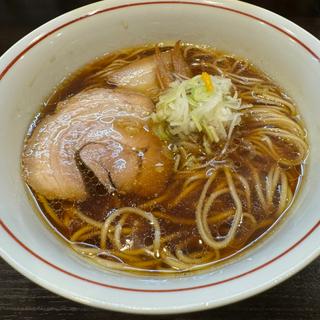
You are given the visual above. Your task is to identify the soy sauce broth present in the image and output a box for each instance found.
[23,42,307,275]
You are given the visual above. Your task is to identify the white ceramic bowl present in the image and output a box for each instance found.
[0,0,319,314]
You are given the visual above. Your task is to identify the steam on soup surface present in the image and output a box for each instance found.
[22,42,308,274]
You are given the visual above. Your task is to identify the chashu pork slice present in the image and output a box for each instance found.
[108,42,192,96]
[22,88,172,200]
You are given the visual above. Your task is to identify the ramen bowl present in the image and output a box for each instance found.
[0,0,319,314]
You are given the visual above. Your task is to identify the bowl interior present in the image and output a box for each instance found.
[0,0,319,313]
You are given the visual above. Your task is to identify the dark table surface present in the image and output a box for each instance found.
[0,1,319,319]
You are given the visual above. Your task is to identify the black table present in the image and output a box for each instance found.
[1,1,319,319]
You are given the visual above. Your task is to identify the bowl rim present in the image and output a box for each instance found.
[1,220,319,293]
[0,0,319,314]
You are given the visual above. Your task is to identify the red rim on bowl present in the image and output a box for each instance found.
[1,1,319,293]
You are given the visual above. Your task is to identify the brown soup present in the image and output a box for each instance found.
[22,42,307,274]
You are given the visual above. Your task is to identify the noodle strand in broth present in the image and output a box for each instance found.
[22,42,308,274]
